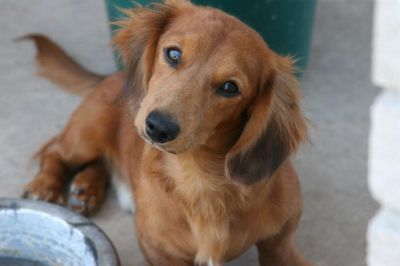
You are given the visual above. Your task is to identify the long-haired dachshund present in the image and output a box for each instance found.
[22,0,311,265]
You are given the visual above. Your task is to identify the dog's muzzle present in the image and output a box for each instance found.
[145,111,180,144]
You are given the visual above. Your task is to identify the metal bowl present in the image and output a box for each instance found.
[0,198,120,266]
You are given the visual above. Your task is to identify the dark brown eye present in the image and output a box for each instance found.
[164,47,182,66]
[217,81,240,97]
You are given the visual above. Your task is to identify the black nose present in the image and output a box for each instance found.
[145,111,180,143]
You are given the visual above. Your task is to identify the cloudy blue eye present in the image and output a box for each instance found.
[217,81,240,97]
[164,47,182,66]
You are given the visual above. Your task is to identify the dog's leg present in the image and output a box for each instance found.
[23,128,112,213]
[23,73,122,214]
[23,138,69,204]
[23,134,101,204]
[23,139,109,215]
[256,214,312,266]
[67,160,109,216]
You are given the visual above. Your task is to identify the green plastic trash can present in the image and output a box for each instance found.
[105,0,317,70]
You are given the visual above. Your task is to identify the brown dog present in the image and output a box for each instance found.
[22,1,311,265]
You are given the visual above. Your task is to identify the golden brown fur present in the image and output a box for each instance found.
[23,1,311,265]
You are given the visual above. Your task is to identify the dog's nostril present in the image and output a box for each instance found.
[159,132,168,142]
[146,121,154,131]
[145,111,180,144]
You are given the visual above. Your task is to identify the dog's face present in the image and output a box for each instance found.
[135,7,271,154]
[114,1,307,183]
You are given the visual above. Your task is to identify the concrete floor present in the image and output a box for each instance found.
[0,0,378,265]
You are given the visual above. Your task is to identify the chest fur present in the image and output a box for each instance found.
[135,149,285,264]
[165,157,264,263]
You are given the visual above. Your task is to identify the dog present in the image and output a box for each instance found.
[22,0,311,265]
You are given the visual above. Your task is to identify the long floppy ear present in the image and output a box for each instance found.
[225,56,308,184]
[112,2,183,104]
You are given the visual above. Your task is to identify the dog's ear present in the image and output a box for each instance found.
[112,4,179,103]
[225,56,308,184]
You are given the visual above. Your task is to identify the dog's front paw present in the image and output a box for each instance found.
[67,172,107,216]
[23,173,65,204]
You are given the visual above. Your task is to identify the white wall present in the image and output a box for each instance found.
[368,0,400,265]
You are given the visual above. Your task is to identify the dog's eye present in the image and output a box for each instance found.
[217,81,240,97]
[164,47,182,66]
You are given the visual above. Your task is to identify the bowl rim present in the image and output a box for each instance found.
[0,197,120,266]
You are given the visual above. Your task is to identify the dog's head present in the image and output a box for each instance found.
[114,0,308,184]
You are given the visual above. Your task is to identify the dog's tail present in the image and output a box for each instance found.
[16,34,105,96]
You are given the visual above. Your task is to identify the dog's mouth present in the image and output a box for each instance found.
[140,132,177,154]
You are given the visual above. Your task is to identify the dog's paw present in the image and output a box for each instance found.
[23,173,65,205]
[67,172,107,216]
